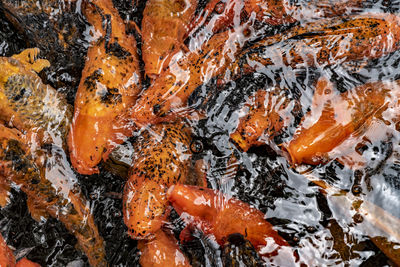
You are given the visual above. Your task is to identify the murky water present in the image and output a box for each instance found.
[0,0,399,266]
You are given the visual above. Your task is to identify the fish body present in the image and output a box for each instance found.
[168,184,289,252]
[230,88,290,151]
[142,0,198,79]
[138,230,191,267]
[0,125,106,266]
[15,258,41,267]
[188,0,295,35]
[188,0,365,36]
[123,121,192,239]
[286,78,400,165]
[68,0,141,175]
[0,48,72,148]
[132,14,400,125]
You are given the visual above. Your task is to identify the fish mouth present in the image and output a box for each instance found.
[67,125,101,175]
[69,152,100,175]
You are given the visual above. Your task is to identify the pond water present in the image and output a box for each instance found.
[0,0,399,266]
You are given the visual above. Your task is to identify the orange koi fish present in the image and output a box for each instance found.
[188,0,365,35]
[68,0,141,175]
[286,77,400,165]
[167,184,289,255]
[142,0,198,79]
[0,125,106,266]
[287,0,365,21]
[132,14,400,126]
[237,14,400,74]
[123,121,192,239]
[131,26,250,125]
[138,229,191,267]
[0,48,72,148]
[230,88,291,151]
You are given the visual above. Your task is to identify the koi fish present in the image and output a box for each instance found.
[286,77,400,165]
[142,0,198,79]
[167,184,289,254]
[131,26,251,125]
[0,125,106,266]
[138,229,191,267]
[0,124,26,209]
[287,0,366,21]
[132,14,400,125]
[123,121,192,239]
[230,88,291,151]
[68,0,141,175]
[188,0,295,35]
[188,0,365,36]
[236,14,400,74]
[0,48,72,148]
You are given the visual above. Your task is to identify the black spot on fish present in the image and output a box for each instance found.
[106,42,132,59]
[12,88,26,101]
[99,87,122,105]
[84,69,103,92]
[153,104,161,114]
[5,75,33,104]
[3,140,29,173]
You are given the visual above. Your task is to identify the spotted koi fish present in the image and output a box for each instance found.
[123,121,192,239]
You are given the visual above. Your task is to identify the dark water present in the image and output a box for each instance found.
[0,0,400,266]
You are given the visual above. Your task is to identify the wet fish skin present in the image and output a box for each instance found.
[123,121,192,239]
[230,88,290,151]
[286,78,400,166]
[131,14,400,126]
[237,14,400,73]
[1,0,89,98]
[168,184,290,253]
[138,229,191,267]
[0,49,72,148]
[0,126,106,267]
[142,0,198,79]
[68,0,141,175]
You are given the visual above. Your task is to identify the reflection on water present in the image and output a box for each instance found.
[0,0,400,266]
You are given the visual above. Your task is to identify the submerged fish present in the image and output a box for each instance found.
[286,77,400,165]
[230,88,292,151]
[131,14,400,125]
[0,48,72,148]
[1,0,89,97]
[0,49,105,266]
[68,0,141,175]
[0,124,106,266]
[123,121,192,239]
[168,184,293,259]
[138,229,191,267]
[142,0,198,79]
